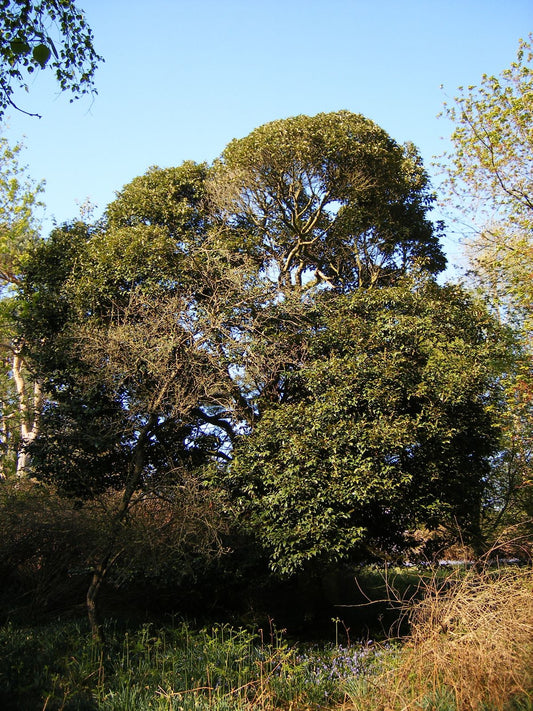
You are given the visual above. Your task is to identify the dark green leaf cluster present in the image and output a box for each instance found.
[18,163,244,498]
[227,282,504,574]
[0,0,103,118]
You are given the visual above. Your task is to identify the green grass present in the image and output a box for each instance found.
[0,619,377,710]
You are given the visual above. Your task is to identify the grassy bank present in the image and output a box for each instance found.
[344,565,533,711]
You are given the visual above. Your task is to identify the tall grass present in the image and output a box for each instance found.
[0,619,375,710]
[344,565,533,711]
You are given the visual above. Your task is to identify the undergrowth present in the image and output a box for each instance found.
[344,565,533,711]
[1,565,531,710]
[0,619,375,710]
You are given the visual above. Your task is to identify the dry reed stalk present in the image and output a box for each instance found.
[343,565,533,710]
[372,566,533,710]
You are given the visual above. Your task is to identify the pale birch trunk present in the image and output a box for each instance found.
[0,398,7,479]
[12,349,42,477]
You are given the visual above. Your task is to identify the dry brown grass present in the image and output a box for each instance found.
[345,565,533,710]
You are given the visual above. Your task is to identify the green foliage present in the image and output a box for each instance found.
[228,280,505,574]
[442,35,533,339]
[0,0,103,118]
[15,165,245,636]
[442,36,533,541]
[0,134,44,291]
[9,112,515,627]
[443,35,532,238]
[18,162,239,496]
[106,161,210,238]
[212,111,446,292]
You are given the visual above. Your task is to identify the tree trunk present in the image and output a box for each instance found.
[0,399,8,479]
[12,350,41,477]
[85,414,156,642]
[87,556,111,644]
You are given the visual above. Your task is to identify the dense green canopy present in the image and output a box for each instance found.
[212,111,446,292]
[6,112,510,634]
[227,281,504,573]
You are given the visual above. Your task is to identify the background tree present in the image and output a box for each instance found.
[18,163,258,638]
[0,0,103,118]
[0,134,43,476]
[442,35,533,541]
[442,35,533,335]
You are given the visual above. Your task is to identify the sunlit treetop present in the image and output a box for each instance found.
[0,0,103,118]
[441,34,533,235]
[211,111,446,294]
[440,36,533,342]
[0,135,44,291]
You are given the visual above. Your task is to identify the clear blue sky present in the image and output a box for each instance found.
[2,0,532,273]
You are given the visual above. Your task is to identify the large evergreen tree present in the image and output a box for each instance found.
[14,113,508,629]
[211,111,446,294]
